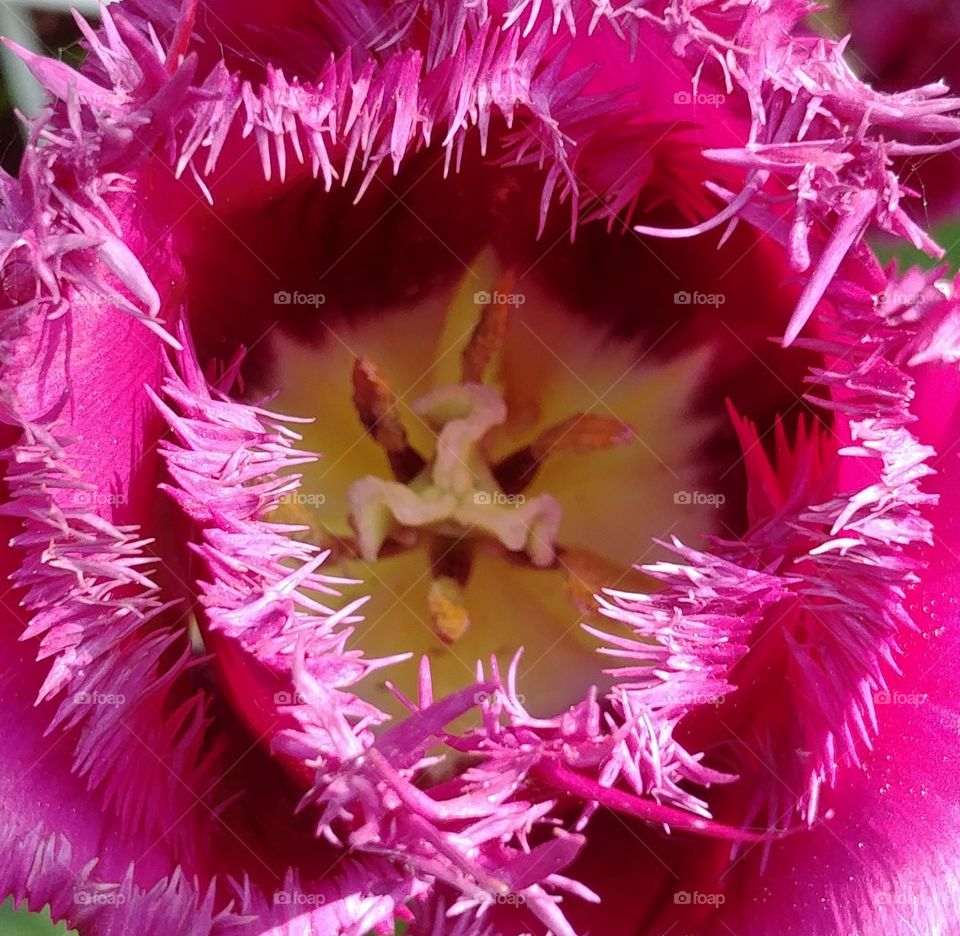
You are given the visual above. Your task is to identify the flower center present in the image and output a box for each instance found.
[347,321,637,642]
[262,251,719,720]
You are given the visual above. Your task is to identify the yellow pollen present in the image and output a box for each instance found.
[427,576,472,643]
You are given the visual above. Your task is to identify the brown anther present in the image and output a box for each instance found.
[461,272,515,383]
[352,357,425,483]
[531,413,635,459]
[352,357,407,451]
[494,414,635,494]
[427,576,471,643]
[558,547,651,615]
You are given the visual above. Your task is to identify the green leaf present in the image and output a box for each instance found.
[0,899,75,935]
[872,220,960,273]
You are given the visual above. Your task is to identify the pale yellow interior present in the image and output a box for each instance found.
[261,251,719,721]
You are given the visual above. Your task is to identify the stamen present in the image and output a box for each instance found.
[352,357,425,483]
[495,413,636,494]
[559,547,636,615]
[461,274,514,384]
[427,576,471,643]
[533,413,636,458]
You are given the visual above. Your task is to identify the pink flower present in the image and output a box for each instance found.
[1,2,959,934]
[840,0,960,219]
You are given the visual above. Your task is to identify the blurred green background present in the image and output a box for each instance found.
[0,898,74,935]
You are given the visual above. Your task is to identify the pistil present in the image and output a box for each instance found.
[346,381,564,571]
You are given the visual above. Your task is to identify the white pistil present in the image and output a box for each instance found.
[348,383,562,567]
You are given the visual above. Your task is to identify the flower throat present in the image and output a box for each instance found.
[266,253,718,719]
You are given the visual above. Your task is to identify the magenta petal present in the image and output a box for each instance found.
[2,2,960,934]
[693,363,960,936]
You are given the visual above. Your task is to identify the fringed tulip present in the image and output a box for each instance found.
[2,2,960,935]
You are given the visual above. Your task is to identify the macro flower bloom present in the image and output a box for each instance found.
[840,0,960,220]
[2,2,960,935]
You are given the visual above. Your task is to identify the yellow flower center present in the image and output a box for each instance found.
[262,251,718,721]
